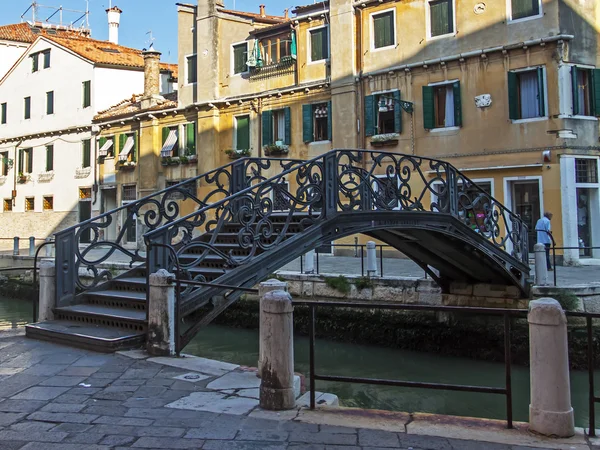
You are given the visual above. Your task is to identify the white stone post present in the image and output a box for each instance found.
[528,298,575,437]
[259,289,295,410]
[534,243,548,286]
[258,279,288,377]
[38,261,56,322]
[147,269,176,356]
[560,155,580,265]
[304,250,315,274]
[366,241,377,277]
[45,238,53,257]
[29,237,35,257]
[13,237,19,256]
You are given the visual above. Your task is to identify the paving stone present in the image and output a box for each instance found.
[71,355,114,367]
[39,376,86,387]
[40,403,85,413]
[144,378,176,388]
[11,387,70,401]
[83,379,114,388]
[99,435,137,446]
[40,354,83,365]
[0,430,68,442]
[10,420,56,432]
[121,368,161,380]
[0,400,46,413]
[83,405,128,416]
[0,376,48,398]
[0,368,24,376]
[206,371,261,390]
[57,367,100,377]
[235,429,289,441]
[395,434,453,450]
[289,431,358,446]
[121,397,172,408]
[67,387,102,395]
[102,385,139,393]
[135,386,168,397]
[92,391,132,401]
[125,408,174,419]
[184,427,238,440]
[203,441,287,450]
[287,445,324,450]
[84,399,123,407]
[166,391,258,415]
[0,441,28,450]
[51,423,93,433]
[19,443,110,450]
[92,416,153,426]
[358,429,400,447]
[87,372,122,380]
[53,394,90,404]
[279,421,319,433]
[132,437,206,448]
[63,433,105,444]
[27,412,99,424]
[320,425,357,434]
[148,355,238,377]
[136,426,186,437]
[20,365,68,377]
[326,446,361,450]
[112,379,146,387]
[448,439,511,450]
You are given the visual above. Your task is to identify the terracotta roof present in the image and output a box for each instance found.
[0,22,89,44]
[292,2,329,15]
[94,91,178,121]
[218,8,286,24]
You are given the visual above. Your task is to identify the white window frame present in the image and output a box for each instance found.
[426,79,460,132]
[272,109,286,145]
[230,41,249,77]
[573,156,600,189]
[185,53,197,85]
[503,175,544,255]
[506,0,543,24]
[307,24,330,64]
[370,8,397,52]
[509,66,549,124]
[425,0,457,41]
[558,63,599,121]
[233,114,251,150]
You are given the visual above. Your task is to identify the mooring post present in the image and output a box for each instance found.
[534,243,548,286]
[38,261,56,322]
[528,298,574,437]
[258,279,288,378]
[147,269,176,356]
[45,237,53,257]
[259,289,295,410]
[29,237,35,257]
[304,250,315,274]
[366,241,377,277]
[13,237,19,256]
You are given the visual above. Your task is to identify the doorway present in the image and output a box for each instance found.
[79,200,92,243]
[510,180,541,253]
[102,188,117,241]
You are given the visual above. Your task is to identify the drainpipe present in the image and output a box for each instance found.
[355,7,366,150]
[257,98,263,158]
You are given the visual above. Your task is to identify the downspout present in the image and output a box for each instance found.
[257,98,263,158]
[355,7,366,150]
[92,131,98,206]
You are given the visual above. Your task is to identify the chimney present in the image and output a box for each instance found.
[141,49,163,110]
[284,9,289,20]
[259,4,266,17]
[106,6,122,45]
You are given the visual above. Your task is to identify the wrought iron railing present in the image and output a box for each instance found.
[53,157,301,305]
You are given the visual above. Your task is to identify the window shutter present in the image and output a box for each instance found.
[311,29,323,61]
[592,69,600,117]
[43,50,50,68]
[284,107,291,146]
[132,132,138,162]
[99,137,107,149]
[31,54,38,72]
[393,90,402,133]
[162,127,170,145]
[508,71,519,120]
[46,146,53,171]
[364,95,375,136]
[571,66,579,115]
[83,81,91,108]
[262,110,273,146]
[18,149,23,173]
[82,140,91,168]
[46,91,54,114]
[236,116,250,150]
[27,149,33,173]
[453,81,462,127]
[119,134,126,152]
[537,67,545,116]
[327,101,332,141]
[422,86,435,130]
[302,104,313,143]
[186,122,196,155]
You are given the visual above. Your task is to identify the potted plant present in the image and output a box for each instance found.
[179,155,189,165]
[17,172,28,184]
[225,148,251,160]
[161,157,172,166]
[117,160,136,170]
[263,144,289,157]
[370,133,400,147]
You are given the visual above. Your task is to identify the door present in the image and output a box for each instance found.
[102,188,118,241]
[512,181,541,252]
[577,188,593,257]
[79,201,92,243]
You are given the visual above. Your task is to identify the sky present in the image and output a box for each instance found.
[1,0,293,64]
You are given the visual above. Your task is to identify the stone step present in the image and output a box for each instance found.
[55,304,146,325]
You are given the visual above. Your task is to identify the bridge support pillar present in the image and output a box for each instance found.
[528,298,574,437]
[259,289,295,411]
[147,270,176,357]
[534,243,549,286]
[258,279,288,378]
[366,241,377,277]
[38,261,56,322]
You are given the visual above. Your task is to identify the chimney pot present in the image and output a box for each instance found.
[259,4,266,17]
[106,5,122,45]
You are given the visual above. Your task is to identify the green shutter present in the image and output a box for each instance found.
[311,28,324,61]
[162,127,170,145]
[393,90,402,133]
[82,140,91,168]
[571,66,579,115]
[327,101,332,141]
[508,71,519,120]
[453,81,462,127]
[132,132,138,162]
[592,69,600,117]
[234,44,247,74]
[31,54,38,72]
[364,95,375,136]
[46,91,54,114]
[373,12,393,49]
[119,133,126,152]
[262,110,273,147]
[27,149,33,173]
[83,81,91,108]
[302,104,313,143]
[1,103,6,124]
[24,97,30,119]
[422,86,435,130]
[284,107,291,146]
[18,149,23,173]
[46,146,53,171]
[43,50,50,68]
[99,137,107,148]
[430,0,451,37]
[537,67,545,116]
[186,123,196,155]
[236,116,250,150]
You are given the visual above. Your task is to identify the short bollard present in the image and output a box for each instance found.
[259,289,295,410]
[534,243,548,286]
[147,269,176,356]
[38,261,56,322]
[29,237,35,257]
[304,250,315,274]
[366,241,377,276]
[258,279,288,378]
[528,298,574,437]
[13,237,19,256]
[45,238,53,257]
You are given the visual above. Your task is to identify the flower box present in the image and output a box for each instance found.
[180,155,198,165]
[17,174,28,184]
[117,161,137,170]
[263,145,289,157]
[225,149,251,160]
[370,133,400,148]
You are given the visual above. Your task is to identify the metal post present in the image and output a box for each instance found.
[13,237,19,256]
[29,237,35,257]
[366,241,377,277]
[379,245,384,278]
[315,251,320,275]
[504,312,513,429]
[588,316,596,437]
[300,254,304,274]
[354,237,359,257]
[534,243,548,286]
[553,245,557,287]
[360,246,364,277]
[309,304,316,410]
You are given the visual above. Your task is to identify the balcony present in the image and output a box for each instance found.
[249,38,296,80]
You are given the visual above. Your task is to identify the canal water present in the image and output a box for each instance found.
[1,296,596,427]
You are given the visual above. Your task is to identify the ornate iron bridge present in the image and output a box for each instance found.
[28,150,529,352]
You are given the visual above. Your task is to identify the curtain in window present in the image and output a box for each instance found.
[277,112,286,142]
[430,0,450,37]
[519,71,540,119]
[444,85,455,127]
[311,29,323,61]
[576,70,587,115]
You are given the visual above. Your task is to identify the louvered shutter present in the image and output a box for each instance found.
[284,107,291,146]
[508,71,519,120]
[302,104,313,143]
[422,86,435,130]
[453,82,462,127]
[262,110,273,146]
[186,123,196,155]
[327,101,332,141]
[593,69,600,117]
[364,95,375,136]
[393,90,402,133]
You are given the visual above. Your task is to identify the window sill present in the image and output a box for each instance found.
[511,117,547,124]
[428,126,460,133]
[426,32,456,42]
[307,58,329,66]
[558,114,598,122]
[231,71,249,77]
[308,140,331,145]
[508,13,543,24]
[371,44,396,53]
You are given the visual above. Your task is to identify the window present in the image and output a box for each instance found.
[235,115,250,150]
[161,126,179,157]
[42,50,51,69]
[372,10,395,49]
[509,0,541,21]
[166,179,196,197]
[160,123,195,157]
[303,102,331,142]
[575,159,598,184]
[1,151,9,176]
[259,32,293,66]
[232,43,248,75]
[262,108,291,147]
[309,26,329,62]
[3,199,12,212]
[184,123,196,156]
[45,145,53,171]
[364,90,403,136]
[429,0,454,38]
[1,103,6,124]
[25,197,35,212]
[423,82,462,129]
[98,136,115,158]
[79,187,92,200]
[122,185,136,202]
[82,139,91,168]
[46,91,54,115]
[31,53,39,73]
[118,133,137,162]
[43,196,53,211]
[82,80,91,108]
[508,68,546,120]
[570,67,600,117]
[186,54,197,84]
[24,97,31,120]
[18,148,33,174]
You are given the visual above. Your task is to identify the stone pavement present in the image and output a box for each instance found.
[0,331,597,450]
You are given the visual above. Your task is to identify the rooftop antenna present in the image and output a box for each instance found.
[146,30,155,50]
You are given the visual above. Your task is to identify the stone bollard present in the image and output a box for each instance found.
[258,279,288,378]
[534,243,548,286]
[29,237,35,257]
[45,238,53,257]
[259,289,295,410]
[366,241,377,277]
[13,237,19,256]
[528,298,574,437]
[38,261,56,322]
[147,269,176,356]
[304,250,315,274]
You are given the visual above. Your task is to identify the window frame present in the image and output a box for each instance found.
[31,53,39,73]
[3,198,12,212]
[272,109,287,144]
[507,0,543,23]
[234,114,251,151]
[0,151,9,176]
[508,66,548,123]
[307,25,330,64]
[24,97,31,120]
[45,145,54,172]
[185,53,198,85]
[25,197,35,212]
[43,195,53,211]
[312,103,330,142]
[82,80,91,108]
[371,89,398,135]
[426,0,456,41]
[42,49,51,69]
[1,102,6,124]
[428,80,459,130]
[231,41,249,76]
[46,91,54,115]
[370,8,397,52]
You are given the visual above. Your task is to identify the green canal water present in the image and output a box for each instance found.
[1,296,597,427]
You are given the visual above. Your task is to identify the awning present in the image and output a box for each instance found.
[160,130,178,157]
[118,136,134,161]
[98,139,113,157]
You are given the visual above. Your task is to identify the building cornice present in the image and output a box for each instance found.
[0,125,92,144]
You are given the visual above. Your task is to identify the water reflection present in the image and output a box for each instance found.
[0,296,31,329]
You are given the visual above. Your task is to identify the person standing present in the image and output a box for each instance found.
[535,212,553,271]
